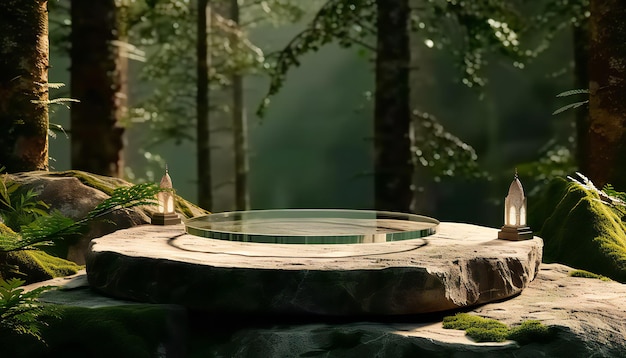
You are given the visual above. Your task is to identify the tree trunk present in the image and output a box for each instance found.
[374,0,413,212]
[587,0,626,189]
[70,0,126,177]
[0,0,49,172]
[231,0,250,211]
[573,20,589,172]
[197,0,213,210]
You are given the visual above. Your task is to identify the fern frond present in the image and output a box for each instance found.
[552,100,588,115]
[0,278,56,341]
[86,183,160,220]
[19,211,78,247]
[556,89,589,97]
[46,83,65,89]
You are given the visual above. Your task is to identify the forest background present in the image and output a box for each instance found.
[15,0,596,228]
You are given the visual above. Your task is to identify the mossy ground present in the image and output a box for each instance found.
[0,305,176,358]
[0,223,82,283]
[443,313,553,344]
[569,269,612,281]
[528,177,626,282]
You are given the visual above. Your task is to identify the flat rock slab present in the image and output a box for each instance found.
[86,222,542,315]
[17,271,187,358]
[203,264,626,357]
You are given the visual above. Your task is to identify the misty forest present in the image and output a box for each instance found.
[1,0,626,357]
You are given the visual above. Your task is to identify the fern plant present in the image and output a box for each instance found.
[0,278,56,341]
[552,89,589,115]
[0,171,50,232]
[0,182,163,253]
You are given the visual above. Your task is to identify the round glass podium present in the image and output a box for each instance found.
[184,209,439,244]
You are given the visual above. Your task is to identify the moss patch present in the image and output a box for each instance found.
[528,177,626,282]
[507,320,552,345]
[569,269,612,281]
[0,305,177,358]
[443,313,553,344]
[443,313,509,342]
[0,223,82,283]
[4,251,82,284]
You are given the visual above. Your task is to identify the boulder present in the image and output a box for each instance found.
[194,264,626,357]
[529,177,626,282]
[86,222,542,315]
[29,264,626,357]
[5,170,207,264]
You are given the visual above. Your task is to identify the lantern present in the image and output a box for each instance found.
[498,171,533,240]
[151,165,181,225]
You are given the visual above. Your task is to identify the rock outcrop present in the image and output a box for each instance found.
[529,177,626,282]
[86,222,542,315]
[5,170,207,264]
[23,263,626,357]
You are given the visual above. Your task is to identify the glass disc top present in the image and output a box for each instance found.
[184,209,439,244]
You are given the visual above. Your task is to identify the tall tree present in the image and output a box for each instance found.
[70,0,127,177]
[586,0,626,189]
[260,0,518,212]
[0,0,49,172]
[230,0,250,211]
[374,0,412,212]
[197,0,213,210]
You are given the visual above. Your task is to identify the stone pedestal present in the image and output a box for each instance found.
[86,223,542,316]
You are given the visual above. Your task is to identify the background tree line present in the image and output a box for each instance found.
[0,0,624,225]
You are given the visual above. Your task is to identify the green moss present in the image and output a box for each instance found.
[507,320,553,345]
[47,170,128,196]
[443,313,553,344]
[0,305,176,357]
[443,313,509,342]
[47,170,207,218]
[569,269,612,281]
[4,250,82,283]
[443,312,508,331]
[528,177,626,282]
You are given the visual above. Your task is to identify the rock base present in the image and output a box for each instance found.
[86,222,542,315]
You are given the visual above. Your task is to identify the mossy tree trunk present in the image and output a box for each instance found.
[70,0,127,177]
[587,0,626,189]
[0,0,49,172]
[374,0,413,212]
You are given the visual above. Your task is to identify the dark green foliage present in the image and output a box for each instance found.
[0,173,50,232]
[443,313,553,344]
[412,111,488,180]
[529,177,626,282]
[127,0,303,145]
[569,269,611,281]
[0,278,56,341]
[507,320,553,345]
[259,0,525,117]
[0,305,176,358]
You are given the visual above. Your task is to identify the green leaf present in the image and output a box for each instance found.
[552,100,588,115]
[556,89,589,97]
